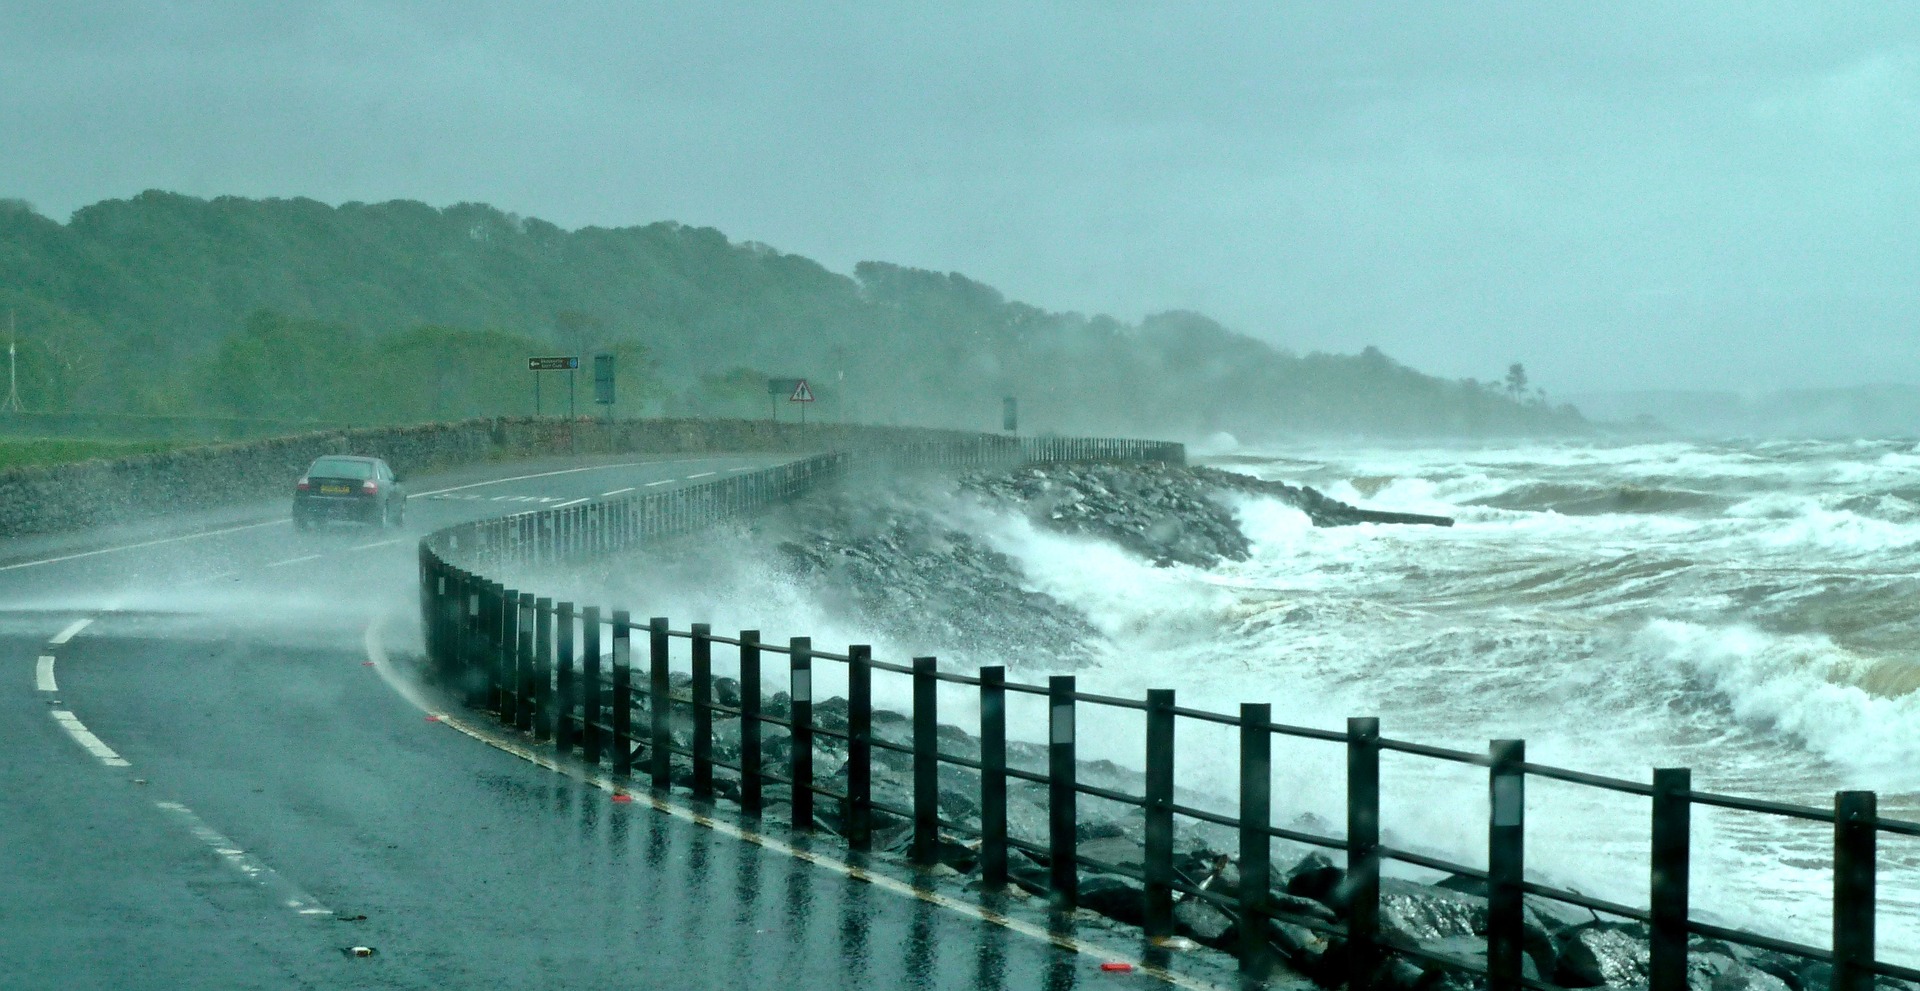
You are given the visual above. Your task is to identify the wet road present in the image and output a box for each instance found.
[0,453,1219,990]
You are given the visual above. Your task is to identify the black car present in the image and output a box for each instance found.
[293,455,406,529]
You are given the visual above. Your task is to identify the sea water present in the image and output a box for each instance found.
[981,438,1920,961]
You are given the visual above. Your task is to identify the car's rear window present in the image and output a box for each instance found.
[308,457,374,480]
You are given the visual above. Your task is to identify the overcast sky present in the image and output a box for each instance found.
[4,2,1918,394]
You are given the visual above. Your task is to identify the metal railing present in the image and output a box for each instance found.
[417,436,1917,991]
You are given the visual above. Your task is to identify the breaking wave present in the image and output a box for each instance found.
[972,437,1920,959]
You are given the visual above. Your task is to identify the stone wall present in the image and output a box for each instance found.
[0,417,1012,541]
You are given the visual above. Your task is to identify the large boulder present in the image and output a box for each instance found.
[1554,922,1646,988]
[1078,874,1147,928]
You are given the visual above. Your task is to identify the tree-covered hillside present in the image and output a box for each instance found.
[0,192,1583,438]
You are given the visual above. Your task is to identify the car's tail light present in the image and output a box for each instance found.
[296,477,310,491]
[362,479,378,494]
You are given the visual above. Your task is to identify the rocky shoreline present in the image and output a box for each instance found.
[670,459,1458,666]
[963,461,1452,568]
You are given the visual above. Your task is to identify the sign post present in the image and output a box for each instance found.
[789,377,814,426]
[529,356,580,450]
[593,353,615,420]
[766,377,806,423]
[1003,396,1017,433]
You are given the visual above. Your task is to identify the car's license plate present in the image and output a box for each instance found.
[319,484,350,494]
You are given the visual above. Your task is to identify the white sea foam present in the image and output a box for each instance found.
[977,438,1920,959]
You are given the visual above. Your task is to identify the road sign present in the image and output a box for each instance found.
[593,353,614,405]
[528,356,579,371]
[789,379,814,403]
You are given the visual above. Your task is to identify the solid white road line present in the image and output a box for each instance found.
[50,710,130,767]
[361,612,1215,990]
[0,519,287,574]
[600,487,635,497]
[266,554,322,568]
[411,457,722,498]
[50,618,92,645]
[153,801,334,917]
[553,497,590,509]
[35,655,56,692]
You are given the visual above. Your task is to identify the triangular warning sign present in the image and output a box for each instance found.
[789,379,815,402]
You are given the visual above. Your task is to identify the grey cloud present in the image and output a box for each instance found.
[4,2,1919,393]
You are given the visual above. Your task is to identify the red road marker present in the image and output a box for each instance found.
[424,715,441,722]
[363,661,375,667]
[1099,963,1134,973]
[611,793,633,803]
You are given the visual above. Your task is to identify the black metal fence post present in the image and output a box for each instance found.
[1649,768,1692,991]
[1048,675,1078,907]
[1833,790,1877,991]
[847,645,873,851]
[789,636,813,832]
[1487,739,1526,991]
[740,630,762,818]
[421,557,440,673]
[533,597,553,742]
[1144,689,1176,939]
[483,582,500,712]
[1348,716,1381,991]
[979,666,1008,889]
[465,581,486,708]
[426,566,446,679]
[515,593,535,733]
[582,606,602,765]
[1240,703,1273,976]
[912,656,940,865]
[611,611,633,778]
[691,623,714,799]
[499,587,520,726]
[555,601,576,752]
[649,617,672,789]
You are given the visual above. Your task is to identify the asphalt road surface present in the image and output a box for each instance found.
[0,452,1238,991]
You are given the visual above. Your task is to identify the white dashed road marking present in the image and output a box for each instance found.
[644,479,673,487]
[601,487,634,497]
[266,554,322,568]
[153,801,334,917]
[50,710,130,767]
[352,539,402,551]
[686,471,715,479]
[50,618,92,644]
[35,655,56,692]
[553,497,589,509]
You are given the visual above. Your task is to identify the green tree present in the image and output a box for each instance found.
[1505,363,1529,400]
